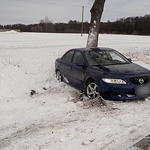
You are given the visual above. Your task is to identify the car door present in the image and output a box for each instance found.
[70,51,86,89]
[60,50,75,84]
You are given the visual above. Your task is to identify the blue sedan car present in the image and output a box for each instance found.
[55,47,150,101]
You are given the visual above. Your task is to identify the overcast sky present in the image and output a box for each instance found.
[0,0,150,25]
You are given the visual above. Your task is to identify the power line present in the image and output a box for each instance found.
[14,0,88,8]
[13,0,150,20]
[14,0,147,16]
[104,9,138,16]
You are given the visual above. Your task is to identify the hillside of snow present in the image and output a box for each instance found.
[0,32,150,150]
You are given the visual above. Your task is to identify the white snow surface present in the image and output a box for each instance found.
[0,32,150,150]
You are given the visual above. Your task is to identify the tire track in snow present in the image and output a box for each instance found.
[0,118,78,149]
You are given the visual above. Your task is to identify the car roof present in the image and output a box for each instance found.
[70,47,115,52]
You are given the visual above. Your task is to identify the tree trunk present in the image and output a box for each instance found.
[86,0,106,48]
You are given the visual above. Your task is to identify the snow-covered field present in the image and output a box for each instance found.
[0,31,150,150]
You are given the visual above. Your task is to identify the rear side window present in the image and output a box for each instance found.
[63,50,74,62]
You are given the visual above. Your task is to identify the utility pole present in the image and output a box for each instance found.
[81,6,84,36]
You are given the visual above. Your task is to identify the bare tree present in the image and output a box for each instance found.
[39,16,54,32]
[86,0,106,47]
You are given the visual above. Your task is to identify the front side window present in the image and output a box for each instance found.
[73,51,84,64]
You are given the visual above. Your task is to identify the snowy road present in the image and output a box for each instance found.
[129,134,150,150]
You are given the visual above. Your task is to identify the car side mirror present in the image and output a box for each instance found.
[127,58,132,62]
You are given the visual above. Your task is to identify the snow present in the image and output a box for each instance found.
[5,30,18,33]
[0,32,150,150]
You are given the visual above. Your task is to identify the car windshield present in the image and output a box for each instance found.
[85,50,131,66]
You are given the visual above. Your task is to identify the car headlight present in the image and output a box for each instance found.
[102,78,126,84]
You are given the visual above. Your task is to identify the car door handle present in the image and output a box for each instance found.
[69,66,72,70]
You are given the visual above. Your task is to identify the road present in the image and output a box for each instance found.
[129,134,150,150]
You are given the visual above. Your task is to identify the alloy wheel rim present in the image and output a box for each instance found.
[86,83,99,99]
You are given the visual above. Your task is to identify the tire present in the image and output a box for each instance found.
[56,70,62,82]
[85,81,99,99]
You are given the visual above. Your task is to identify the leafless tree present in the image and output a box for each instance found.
[39,16,54,32]
[86,0,106,47]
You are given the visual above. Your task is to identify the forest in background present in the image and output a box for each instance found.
[0,14,150,35]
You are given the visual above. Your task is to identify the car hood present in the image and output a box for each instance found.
[96,63,150,78]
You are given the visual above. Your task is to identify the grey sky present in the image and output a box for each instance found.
[0,0,150,25]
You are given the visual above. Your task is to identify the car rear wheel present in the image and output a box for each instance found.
[85,81,99,99]
[56,70,62,82]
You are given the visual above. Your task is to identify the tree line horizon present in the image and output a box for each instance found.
[0,14,150,35]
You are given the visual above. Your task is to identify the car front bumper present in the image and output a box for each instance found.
[100,82,150,101]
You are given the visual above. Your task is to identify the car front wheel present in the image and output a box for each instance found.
[85,81,99,99]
